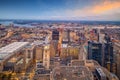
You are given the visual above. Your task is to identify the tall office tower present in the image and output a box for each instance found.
[88,40,117,74]
[43,45,50,69]
[104,42,114,72]
[52,30,60,57]
[104,33,116,73]
[88,41,103,65]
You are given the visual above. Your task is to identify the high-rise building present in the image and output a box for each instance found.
[43,45,50,69]
[104,42,114,72]
[88,41,116,74]
[52,30,60,57]
[52,30,59,41]
[114,43,120,79]
[35,46,43,62]
[88,41,103,66]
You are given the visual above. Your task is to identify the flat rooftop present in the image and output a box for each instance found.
[52,66,93,80]
[0,42,29,60]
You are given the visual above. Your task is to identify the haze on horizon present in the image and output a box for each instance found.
[0,0,120,21]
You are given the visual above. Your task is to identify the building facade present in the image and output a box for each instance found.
[88,41,103,65]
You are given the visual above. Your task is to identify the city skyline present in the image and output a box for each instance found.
[0,0,120,21]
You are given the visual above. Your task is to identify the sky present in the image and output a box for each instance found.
[0,0,120,21]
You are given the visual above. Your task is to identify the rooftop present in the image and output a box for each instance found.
[52,66,93,80]
[0,42,29,60]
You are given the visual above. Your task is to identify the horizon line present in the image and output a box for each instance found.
[0,19,120,22]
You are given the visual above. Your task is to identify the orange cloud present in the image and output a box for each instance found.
[68,0,120,17]
[92,1,120,14]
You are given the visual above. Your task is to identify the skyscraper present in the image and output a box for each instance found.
[104,42,114,72]
[52,30,60,57]
[43,45,50,69]
[88,41,103,65]
[52,30,59,41]
[88,41,116,74]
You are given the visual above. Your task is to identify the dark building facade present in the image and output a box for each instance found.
[88,41,103,65]
[88,41,116,74]
[52,30,59,40]
[104,42,115,73]
[52,30,60,57]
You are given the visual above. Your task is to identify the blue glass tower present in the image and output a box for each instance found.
[104,42,114,72]
[88,41,103,65]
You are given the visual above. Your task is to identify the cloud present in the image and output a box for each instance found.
[66,0,120,18]
[92,0,120,14]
